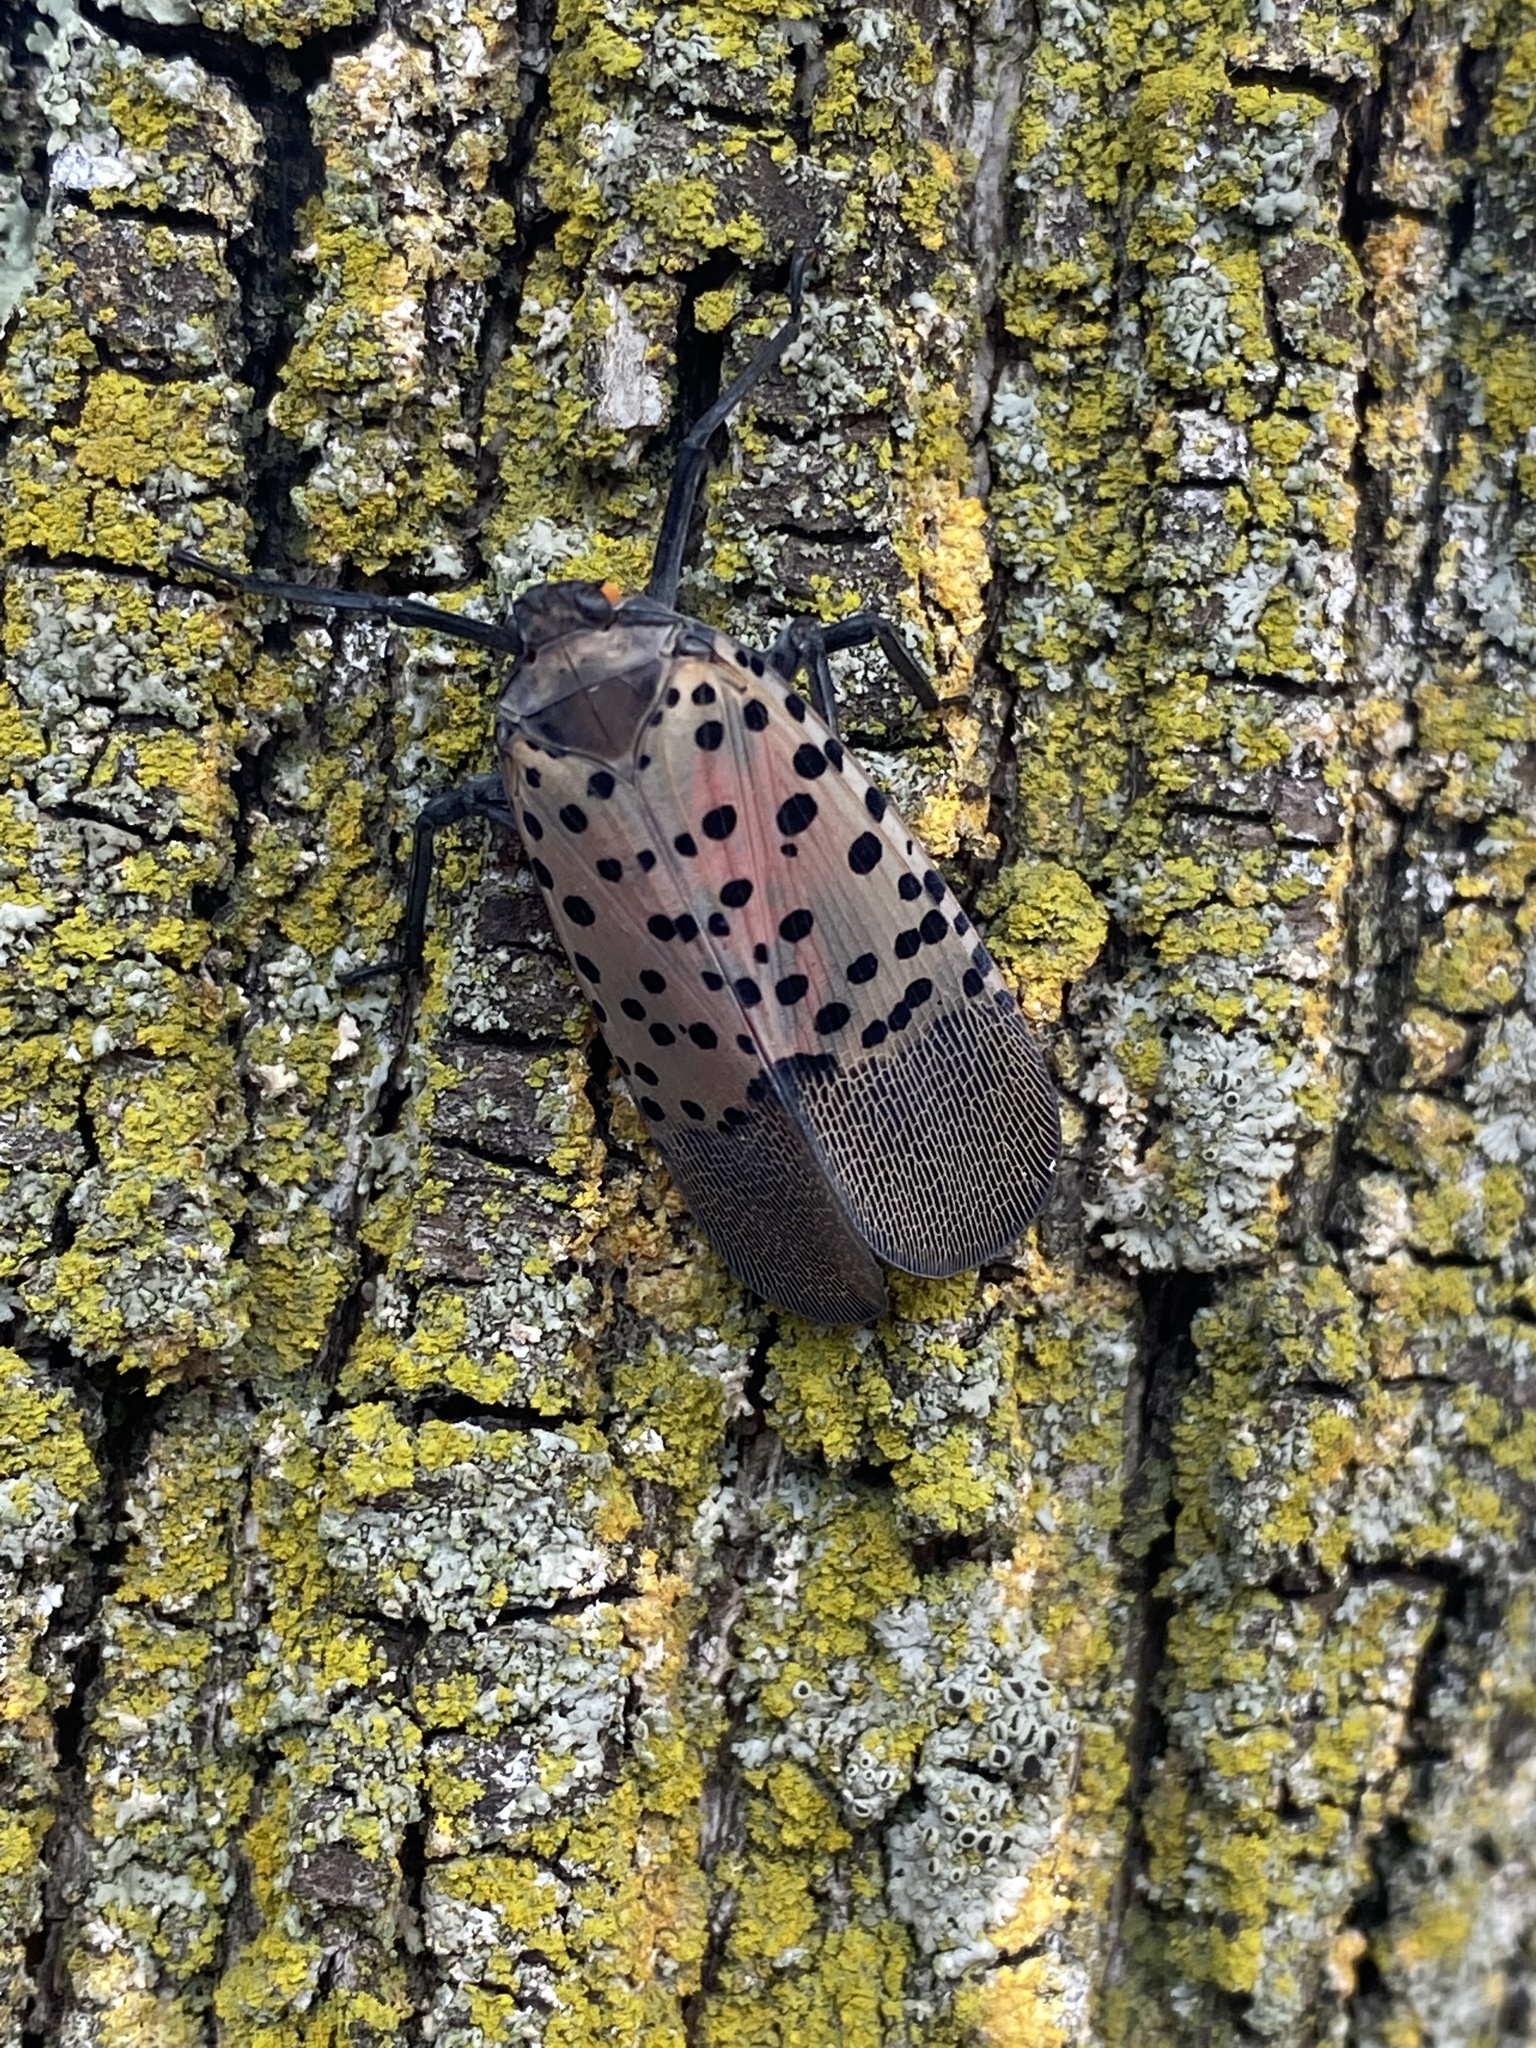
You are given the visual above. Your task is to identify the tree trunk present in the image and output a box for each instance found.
[2,0,1532,2039]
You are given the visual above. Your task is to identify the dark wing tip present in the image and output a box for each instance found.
[776,998,1060,1282]
[653,1091,889,1327]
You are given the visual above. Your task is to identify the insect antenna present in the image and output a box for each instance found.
[646,249,809,609]
[168,551,523,988]
[167,549,523,655]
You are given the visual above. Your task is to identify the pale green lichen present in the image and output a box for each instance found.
[975,859,1109,1016]
[10,0,1535,2036]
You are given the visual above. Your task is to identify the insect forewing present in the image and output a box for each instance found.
[504,721,889,1323]
[641,637,1060,1278]
[505,621,1057,1320]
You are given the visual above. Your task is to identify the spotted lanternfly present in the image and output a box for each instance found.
[172,254,1058,1323]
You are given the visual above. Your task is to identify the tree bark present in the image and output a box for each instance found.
[2,0,1533,2039]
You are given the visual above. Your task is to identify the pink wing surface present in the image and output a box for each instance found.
[503,630,1057,1320]
[503,698,887,1324]
[640,637,1059,1278]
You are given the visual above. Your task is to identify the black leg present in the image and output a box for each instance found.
[341,772,516,985]
[168,549,523,656]
[806,640,840,737]
[647,252,809,609]
[766,611,940,731]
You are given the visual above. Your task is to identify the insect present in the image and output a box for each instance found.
[172,255,1058,1323]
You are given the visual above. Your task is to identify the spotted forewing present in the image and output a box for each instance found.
[502,607,1058,1324]
[164,257,1056,1324]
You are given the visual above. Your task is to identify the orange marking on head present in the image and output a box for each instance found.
[601,580,625,605]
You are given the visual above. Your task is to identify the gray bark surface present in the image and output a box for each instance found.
[0,0,1533,2040]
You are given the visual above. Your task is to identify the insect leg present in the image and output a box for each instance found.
[647,251,809,609]
[765,611,940,731]
[819,613,940,710]
[168,549,522,655]
[805,641,841,737]
[762,620,841,730]
[341,772,514,985]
